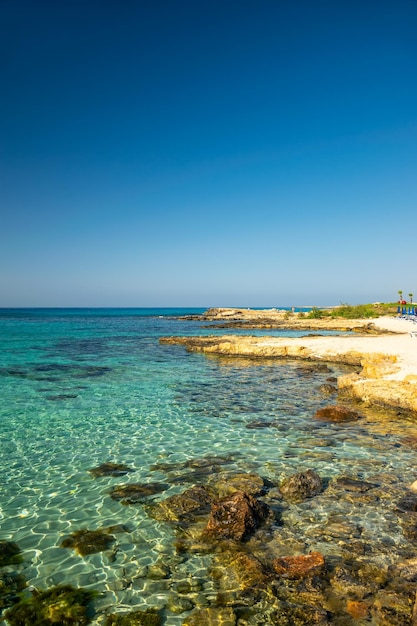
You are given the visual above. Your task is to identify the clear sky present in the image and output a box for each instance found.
[1,0,416,307]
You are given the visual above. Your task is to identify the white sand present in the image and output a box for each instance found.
[369,317,417,379]
[166,315,417,410]
[373,316,417,334]
[252,316,417,381]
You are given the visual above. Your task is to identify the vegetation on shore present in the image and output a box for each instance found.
[305,302,399,320]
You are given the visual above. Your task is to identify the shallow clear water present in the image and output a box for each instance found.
[1,308,417,624]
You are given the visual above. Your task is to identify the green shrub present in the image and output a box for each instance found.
[307,307,324,319]
[306,302,398,320]
[330,302,398,319]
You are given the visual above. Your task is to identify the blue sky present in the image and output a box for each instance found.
[1,0,416,307]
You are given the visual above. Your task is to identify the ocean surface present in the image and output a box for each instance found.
[1,308,417,624]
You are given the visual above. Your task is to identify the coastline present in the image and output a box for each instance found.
[163,314,417,414]
[4,308,417,623]
[178,306,393,332]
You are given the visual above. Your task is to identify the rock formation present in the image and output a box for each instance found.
[160,331,417,414]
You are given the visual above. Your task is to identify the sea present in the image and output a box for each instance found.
[1,308,417,624]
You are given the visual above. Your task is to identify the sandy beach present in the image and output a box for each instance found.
[162,315,417,414]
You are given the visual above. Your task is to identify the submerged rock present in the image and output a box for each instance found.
[272,552,325,579]
[174,579,204,594]
[2,363,112,382]
[318,384,337,395]
[149,485,215,522]
[204,491,273,542]
[4,584,96,626]
[243,599,330,625]
[46,394,78,401]
[400,435,417,449]
[185,456,234,469]
[208,472,266,498]
[60,528,116,556]
[166,594,194,613]
[182,607,237,626]
[331,476,377,492]
[147,561,171,580]
[314,405,362,422]
[105,524,130,534]
[322,520,362,539]
[103,608,162,625]
[285,604,331,625]
[151,455,234,472]
[109,482,168,504]
[296,364,332,376]
[329,563,380,598]
[397,492,417,512]
[150,456,235,485]
[371,588,415,625]
[0,571,26,611]
[346,600,370,620]
[166,468,221,484]
[210,550,271,601]
[399,513,417,540]
[279,470,323,502]
[389,557,417,582]
[0,540,22,567]
[89,462,135,477]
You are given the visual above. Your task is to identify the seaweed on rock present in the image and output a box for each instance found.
[89,462,135,478]
[149,485,215,522]
[208,472,267,498]
[109,482,169,504]
[279,469,323,502]
[314,405,362,422]
[0,540,22,567]
[0,571,26,610]
[182,607,237,626]
[60,529,116,556]
[103,608,162,625]
[4,584,96,626]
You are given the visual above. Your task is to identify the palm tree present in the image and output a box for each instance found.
[398,290,403,302]
[410,293,413,304]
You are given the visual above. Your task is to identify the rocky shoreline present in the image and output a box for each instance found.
[178,307,389,333]
[4,311,417,625]
[163,312,417,415]
[6,448,417,624]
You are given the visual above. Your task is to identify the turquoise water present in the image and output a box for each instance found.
[1,308,417,624]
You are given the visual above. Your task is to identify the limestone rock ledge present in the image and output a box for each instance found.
[160,334,417,414]
[179,308,383,333]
